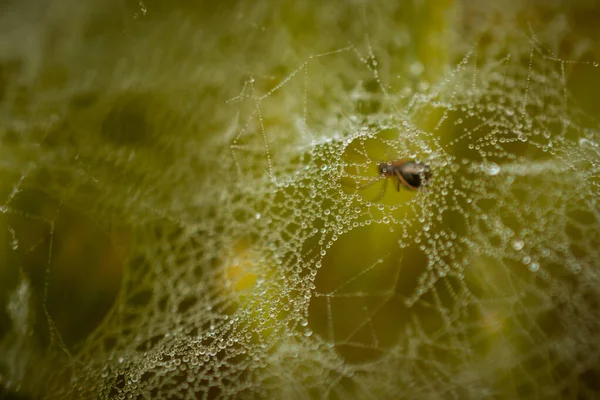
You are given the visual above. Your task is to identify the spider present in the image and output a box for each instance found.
[378,160,431,191]
[352,160,431,202]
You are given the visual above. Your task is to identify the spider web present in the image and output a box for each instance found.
[1,1,600,399]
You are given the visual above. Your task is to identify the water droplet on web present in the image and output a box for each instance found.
[481,162,501,176]
[303,328,313,337]
[511,238,524,251]
[579,137,598,149]
[521,255,531,265]
[255,213,261,220]
[593,62,599,67]
[409,61,424,76]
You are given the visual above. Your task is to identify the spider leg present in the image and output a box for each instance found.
[371,179,388,202]
[355,177,383,191]
[394,170,403,191]
[394,169,412,191]
[340,175,375,189]
[394,169,418,191]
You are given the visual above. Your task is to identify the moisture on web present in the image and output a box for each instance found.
[1,6,600,400]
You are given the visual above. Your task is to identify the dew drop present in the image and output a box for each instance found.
[481,162,501,176]
[511,238,524,251]
[579,137,598,149]
[409,61,424,76]
[529,262,540,272]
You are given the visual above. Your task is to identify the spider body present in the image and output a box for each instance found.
[378,160,431,191]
